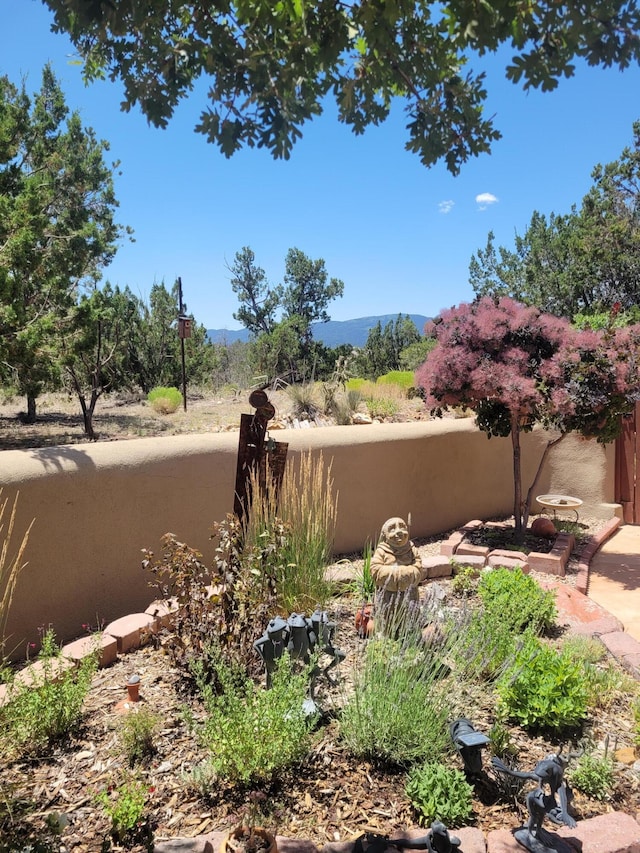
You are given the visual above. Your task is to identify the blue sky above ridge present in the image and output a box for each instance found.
[2,1,640,329]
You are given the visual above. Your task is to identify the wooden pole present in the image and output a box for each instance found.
[177,276,187,412]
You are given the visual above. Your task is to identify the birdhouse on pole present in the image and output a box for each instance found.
[178,315,192,339]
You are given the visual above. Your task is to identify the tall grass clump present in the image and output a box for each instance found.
[246,451,337,614]
[0,491,33,666]
[340,599,452,765]
[350,540,375,602]
[355,379,406,419]
[147,386,182,413]
[286,382,320,419]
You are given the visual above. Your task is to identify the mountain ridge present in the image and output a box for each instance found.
[207,313,430,348]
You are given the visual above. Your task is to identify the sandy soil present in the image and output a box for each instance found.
[0,388,429,452]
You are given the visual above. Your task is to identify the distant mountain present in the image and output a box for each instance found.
[207,313,431,348]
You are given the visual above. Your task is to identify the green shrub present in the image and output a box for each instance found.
[119,706,159,766]
[478,567,557,634]
[570,748,615,800]
[340,608,451,765]
[406,762,474,827]
[453,609,518,682]
[147,386,182,413]
[345,378,367,392]
[561,634,606,664]
[0,629,98,757]
[96,775,149,843]
[497,634,588,732]
[376,371,414,390]
[488,719,518,760]
[366,396,399,419]
[286,382,320,419]
[450,563,479,597]
[198,655,315,785]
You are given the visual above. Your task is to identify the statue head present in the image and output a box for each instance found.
[380,517,410,551]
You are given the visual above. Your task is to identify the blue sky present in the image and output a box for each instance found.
[2,1,640,330]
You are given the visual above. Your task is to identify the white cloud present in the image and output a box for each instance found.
[438,200,455,214]
[475,192,499,210]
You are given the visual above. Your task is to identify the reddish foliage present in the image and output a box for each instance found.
[417,296,640,440]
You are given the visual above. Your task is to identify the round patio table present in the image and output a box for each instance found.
[536,494,583,522]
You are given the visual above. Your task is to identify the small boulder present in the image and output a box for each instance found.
[531,516,557,539]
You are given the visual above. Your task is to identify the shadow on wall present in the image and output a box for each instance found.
[1,421,614,658]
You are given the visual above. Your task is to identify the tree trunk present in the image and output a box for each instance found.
[24,394,37,424]
[81,388,101,441]
[81,403,96,441]
[523,433,568,529]
[511,417,524,542]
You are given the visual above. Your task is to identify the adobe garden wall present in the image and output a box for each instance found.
[1,419,616,657]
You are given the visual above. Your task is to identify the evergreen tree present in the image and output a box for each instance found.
[0,66,128,421]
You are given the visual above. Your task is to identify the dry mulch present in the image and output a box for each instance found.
[2,520,639,852]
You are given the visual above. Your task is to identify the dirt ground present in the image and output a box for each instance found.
[2,564,639,853]
[0,388,429,451]
[1,389,639,850]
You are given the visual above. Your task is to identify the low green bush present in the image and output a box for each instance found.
[450,563,479,597]
[0,628,98,756]
[147,386,183,413]
[570,749,615,800]
[497,634,588,732]
[119,706,159,766]
[366,396,399,419]
[478,566,557,634]
[96,775,149,843]
[453,609,519,682]
[198,655,315,785]
[340,609,451,765]
[406,762,474,827]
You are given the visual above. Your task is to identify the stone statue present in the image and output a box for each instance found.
[370,517,426,606]
[491,751,577,853]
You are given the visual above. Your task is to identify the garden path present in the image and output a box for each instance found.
[588,524,640,642]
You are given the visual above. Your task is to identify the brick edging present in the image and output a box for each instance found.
[575,515,621,595]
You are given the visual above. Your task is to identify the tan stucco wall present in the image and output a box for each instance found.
[1,421,615,657]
